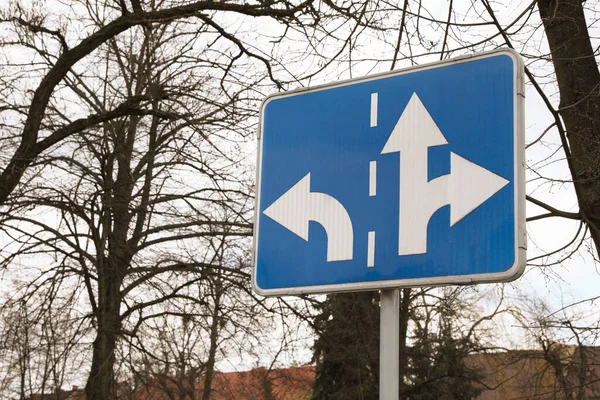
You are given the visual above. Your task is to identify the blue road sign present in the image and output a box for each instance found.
[253,49,525,296]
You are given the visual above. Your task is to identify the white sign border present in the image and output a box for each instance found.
[253,48,526,297]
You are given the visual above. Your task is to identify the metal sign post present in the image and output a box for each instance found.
[380,289,400,400]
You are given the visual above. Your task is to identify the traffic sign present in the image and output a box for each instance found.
[253,49,525,296]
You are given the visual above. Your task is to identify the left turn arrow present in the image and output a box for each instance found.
[263,173,354,262]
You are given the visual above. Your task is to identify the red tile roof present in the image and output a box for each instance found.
[133,366,315,400]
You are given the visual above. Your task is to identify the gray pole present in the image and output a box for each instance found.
[380,289,400,400]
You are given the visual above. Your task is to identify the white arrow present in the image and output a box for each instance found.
[263,173,353,262]
[382,93,509,256]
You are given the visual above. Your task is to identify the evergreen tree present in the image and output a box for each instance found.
[405,296,483,400]
[311,289,483,399]
[311,292,380,400]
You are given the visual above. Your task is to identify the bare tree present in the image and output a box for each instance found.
[0,0,320,205]
[511,295,600,399]
[0,0,367,399]
[0,288,88,399]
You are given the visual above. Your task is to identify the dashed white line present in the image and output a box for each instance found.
[367,231,375,267]
[370,92,378,127]
[369,161,377,196]
[368,93,378,268]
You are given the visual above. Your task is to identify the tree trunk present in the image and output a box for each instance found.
[85,228,130,400]
[538,0,600,256]
[85,271,122,400]
[202,279,222,400]
[85,115,136,400]
[86,230,129,399]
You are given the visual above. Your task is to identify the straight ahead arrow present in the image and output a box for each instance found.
[382,93,509,255]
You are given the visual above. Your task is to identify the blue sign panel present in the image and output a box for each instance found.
[253,50,525,296]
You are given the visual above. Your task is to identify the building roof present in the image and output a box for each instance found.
[468,346,600,399]
[133,365,315,400]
